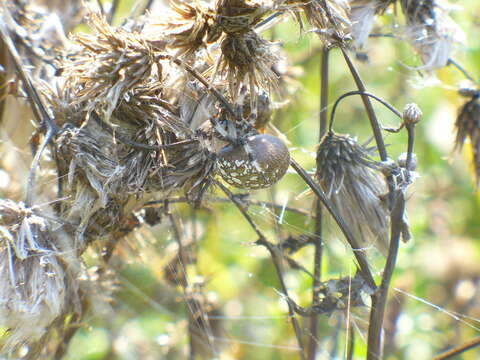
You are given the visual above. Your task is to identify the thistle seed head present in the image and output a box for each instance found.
[289,0,351,46]
[61,12,162,120]
[401,0,465,71]
[219,31,281,98]
[0,200,70,353]
[348,0,395,49]
[153,0,218,57]
[455,92,480,188]
[316,133,389,254]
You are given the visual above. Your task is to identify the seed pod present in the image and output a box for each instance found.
[217,134,290,189]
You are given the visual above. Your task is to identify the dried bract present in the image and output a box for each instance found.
[316,133,389,254]
[455,90,480,188]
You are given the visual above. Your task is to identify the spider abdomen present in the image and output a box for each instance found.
[217,134,290,189]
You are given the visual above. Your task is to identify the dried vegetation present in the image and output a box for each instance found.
[0,0,476,359]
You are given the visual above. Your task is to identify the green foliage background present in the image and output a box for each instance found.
[65,1,480,359]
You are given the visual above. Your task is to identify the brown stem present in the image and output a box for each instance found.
[346,323,355,360]
[215,180,306,360]
[433,337,480,360]
[367,110,416,359]
[340,48,388,162]
[367,190,405,359]
[308,46,329,360]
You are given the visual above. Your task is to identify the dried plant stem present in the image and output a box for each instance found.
[367,109,416,359]
[340,48,388,162]
[53,314,83,360]
[328,91,403,134]
[308,46,329,360]
[290,159,376,290]
[433,337,480,360]
[215,180,306,360]
[447,58,476,82]
[167,204,218,359]
[346,323,355,360]
[367,189,405,359]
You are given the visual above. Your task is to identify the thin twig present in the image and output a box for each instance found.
[346,323,355,360]
[328,91,403,134]
[433,337,480,360]
[308,45,329,360]
[290,159,376,290]
[215,180,306,360]
[448,58,476,83]
[366,119,416,358]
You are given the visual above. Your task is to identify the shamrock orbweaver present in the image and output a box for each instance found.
[193,94,290,190]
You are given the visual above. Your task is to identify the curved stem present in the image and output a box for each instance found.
[328,91,403,134]
[340,48,388,162]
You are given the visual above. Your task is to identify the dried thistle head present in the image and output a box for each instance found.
[348,0,394,49]
[0,200,74,353]
[219,31,280,98]
[288,0,351,46]
[455,89,480,188]
[401,0,465,71]
[212,0,271,34]
[61,12,162,120]
[152,0,217,57]
[316,133,389,254]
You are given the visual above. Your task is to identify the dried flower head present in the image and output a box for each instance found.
[219,31,280,98]
[401,0,465,71]
[316,133,389,254]
[153,0,217,57]
[455,89,480,188]
[289,0,351,46]
[348,0,394,49]
[0,200,74,353]
[62,12,162,120]
[403,102,422,125]
[213,0,270,34]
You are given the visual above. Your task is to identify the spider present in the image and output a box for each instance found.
[191,86,291,191]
